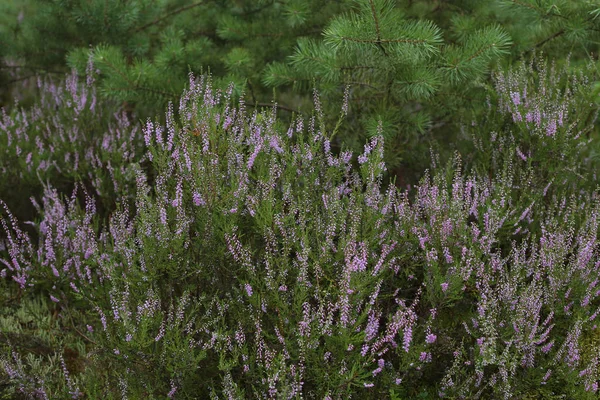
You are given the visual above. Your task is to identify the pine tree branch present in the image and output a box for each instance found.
[249,102,300,114]
[521,15,596,57]
[532,28,566,49]
[340,65,377,70]
[345,80,380,90]
[134,1,207,33]
[368,0,388,56]
[110,85,178,100]
[246,80,258,104]
[221,28,284,38]
[507,0,542,14]
[464,42,499,63]
[0,65,64,74]
[338,37,431,45]
[0,74,38,86]
[237,1,276,17]
[98,57,178,100]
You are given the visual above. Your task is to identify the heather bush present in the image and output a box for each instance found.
[2,64,600,399]
[459,54,600,187]
[0,64,143,225]
[4,0,600,187]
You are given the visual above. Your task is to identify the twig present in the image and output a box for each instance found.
[61,302,99,346]
[368,0,388,56]
[248,102,300,114]
[521,15,596,57]
[1,74,37,86]
[135,1,207,33]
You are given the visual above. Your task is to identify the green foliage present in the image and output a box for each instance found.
[0,69,142,227]
[3,0,600,183]
[263,0,600,181]
[1,62,600,397]
[3,1,600,398]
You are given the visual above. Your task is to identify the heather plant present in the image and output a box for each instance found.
[263,0,600,182]
[1,0,345,116]
[459,53,600,187]
[2,72,600,399]
[0,63,143,225]
[4,0,600,196]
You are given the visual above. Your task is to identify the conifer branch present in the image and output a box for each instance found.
[249,102,300,114]
[346,80,380,90]
[522,15,596,57]
[340,65,377,70]
[338,37,431,45]
[1,74,37,86]
[368,0,388,56]
[110,86,178,99]
[507,0,541,13]
[98,57,178,100]
[220,28,283,38]
[0,65,64,76]
[134,1,207,33]
[465,42,499,63]
[532,28,566,49]
[239,1,276,17]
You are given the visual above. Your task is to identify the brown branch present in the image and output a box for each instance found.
[249,102,300,114]
[508,0,541,13]
[340,65,377,70]
[345,80,380,90]
[443,42,501,73]
[531,29,566,51]
[368,0,387,56]
[134,1,207,33]
[339,36,430,45]
[1,74,38,86]
[97,57,178,99]
[521,15,596,57]
[0,65,64,75]
[60,301,99,346]
[465,42,499,63]
[221,27,284,38]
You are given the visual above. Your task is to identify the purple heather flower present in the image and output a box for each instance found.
[192,192,205,206]
[441,282,449,292]
[510,91,521,106]
[546,119,557,136]
[426,334,437,344]
[245,283,253,297]
[167,381,178,398]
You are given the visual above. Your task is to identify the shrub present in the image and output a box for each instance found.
[0,62,143,226]
[1,66,600,398]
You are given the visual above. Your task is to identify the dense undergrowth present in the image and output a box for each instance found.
[2,53,600,399]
